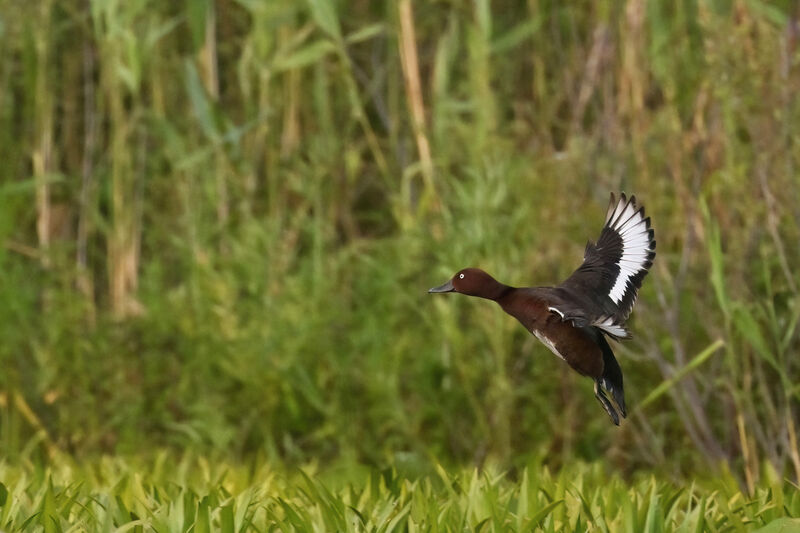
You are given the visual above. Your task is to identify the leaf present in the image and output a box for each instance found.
[524,500,564,531]
[753,518,800,533]
[692,495,706,533]
[113,520,147,533]
[43,480,56,533]
[383,502,410,532]
[186,0,212,50]
[491,19,541,54]
[516,468,528,530]
[184,60,219,142]
[273,40,337,72]
[345,23,384,44]
[642,483,662,533]
[472,517,489,532]
[0,482,7,506]
[702,199,730,320]
[306,0,341,40]
[277,498,309,530]
[220,504,234,533]
[194,496,211,533]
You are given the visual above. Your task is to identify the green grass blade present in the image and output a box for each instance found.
[636,339,724,411]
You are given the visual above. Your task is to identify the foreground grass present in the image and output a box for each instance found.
[0,455,798,532]
[2,0,799,479]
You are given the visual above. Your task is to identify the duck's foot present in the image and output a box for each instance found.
[595,381,620,426]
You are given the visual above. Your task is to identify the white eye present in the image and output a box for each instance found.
[459,273,465,279]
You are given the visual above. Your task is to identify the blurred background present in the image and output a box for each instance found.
[0,0,798,490]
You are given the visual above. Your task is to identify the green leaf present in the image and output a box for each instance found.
[273,40,337,72]
[306,0,342,40]
[516,468,529,530]
[753,518,800,533]
[195,497,211,533]
[701,199,730,319]
[524,500,564,531]
[643,483,662,533]
[491,19,541,54]
[383,502,410,532]
[42,480,56,533]
[220,504,234,533]
[693,495,706,533]
[113,520,147,533]
[187,0,212,49]
[345,23,384,44]
[278,498,309,530]
[184,60,219,142]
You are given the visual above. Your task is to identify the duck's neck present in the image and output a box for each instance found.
[485,281,514,302]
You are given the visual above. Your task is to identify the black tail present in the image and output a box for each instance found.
[597,333,626,418]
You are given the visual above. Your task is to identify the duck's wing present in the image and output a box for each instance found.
[547,193,656,339]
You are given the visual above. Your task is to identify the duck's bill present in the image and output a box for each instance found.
[428,280,455,293]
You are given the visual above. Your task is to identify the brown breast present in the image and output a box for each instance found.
[499,289,604,378]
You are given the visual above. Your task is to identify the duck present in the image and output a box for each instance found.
[429,193,655,425]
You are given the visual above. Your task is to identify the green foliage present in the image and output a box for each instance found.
[0,455,797,532]
[0,0,798,487]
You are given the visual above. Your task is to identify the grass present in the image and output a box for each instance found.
[0,454,798,532]
[0,0,799,516]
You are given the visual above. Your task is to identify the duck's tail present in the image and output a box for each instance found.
[597,333,627,419]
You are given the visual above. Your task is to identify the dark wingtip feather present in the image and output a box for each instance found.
[605,193,618,224]
[616,391,627,418]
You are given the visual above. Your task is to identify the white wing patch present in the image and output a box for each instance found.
[593,316,630,339]
[606,200,654,305]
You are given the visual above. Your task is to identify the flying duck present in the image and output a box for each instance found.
[429,193,656,425]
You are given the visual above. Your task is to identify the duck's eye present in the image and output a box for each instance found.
[459,273,465,279]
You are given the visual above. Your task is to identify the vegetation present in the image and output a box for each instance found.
[1,455,799,531]
[1,0,799,529]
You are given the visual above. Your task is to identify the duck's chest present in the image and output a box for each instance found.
[500,296,603,377]
[501,296,571,360]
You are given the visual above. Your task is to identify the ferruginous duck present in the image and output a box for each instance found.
[429,193,656,425]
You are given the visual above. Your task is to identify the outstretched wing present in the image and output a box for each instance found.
[548,193,656,338]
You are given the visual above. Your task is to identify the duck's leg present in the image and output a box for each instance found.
[594,381,620,425]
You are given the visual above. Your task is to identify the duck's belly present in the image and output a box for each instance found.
[532,330,565,361]
[529,323,604,378]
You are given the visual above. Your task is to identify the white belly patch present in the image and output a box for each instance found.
[532,330,565,361]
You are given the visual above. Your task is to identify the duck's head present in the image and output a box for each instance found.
[428,268,508,300]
